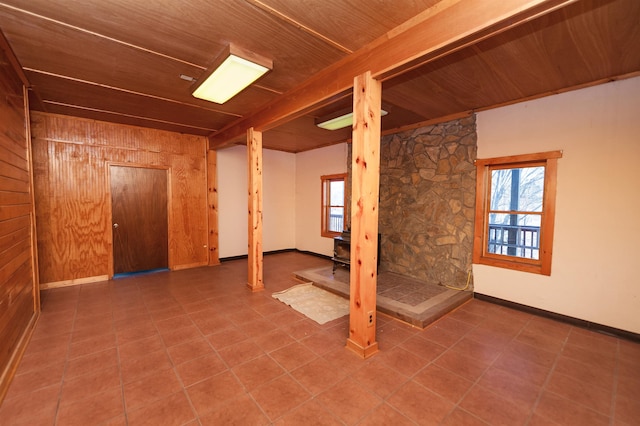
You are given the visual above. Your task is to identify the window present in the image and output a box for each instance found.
[473,151,562,275]
[321,174,347,237]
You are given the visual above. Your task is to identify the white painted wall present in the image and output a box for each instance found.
[295,143,349,256]
[217,145,296,258]
[474,76,640,334]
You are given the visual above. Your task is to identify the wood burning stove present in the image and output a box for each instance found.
[332,231,351,272]
[332,231,381,273]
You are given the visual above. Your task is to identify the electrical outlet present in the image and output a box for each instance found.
[367,311,374,327]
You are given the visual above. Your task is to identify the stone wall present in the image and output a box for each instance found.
[349,115,477,288]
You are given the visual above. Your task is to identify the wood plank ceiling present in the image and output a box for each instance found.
[0,0,638,153]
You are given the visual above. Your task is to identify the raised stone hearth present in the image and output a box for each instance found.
[294,266,472,328]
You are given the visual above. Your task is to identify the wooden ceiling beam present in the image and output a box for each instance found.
[208,0,577,150]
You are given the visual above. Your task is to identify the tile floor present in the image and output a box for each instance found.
[1,252,638,425]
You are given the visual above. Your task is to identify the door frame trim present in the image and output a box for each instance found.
[107,162,172,278]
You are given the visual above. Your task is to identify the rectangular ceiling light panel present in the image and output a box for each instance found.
[316,110,388,131]
[192,45,272,104]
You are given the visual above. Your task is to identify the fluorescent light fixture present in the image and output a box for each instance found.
[192,44,272,104]
[315,109,388,130]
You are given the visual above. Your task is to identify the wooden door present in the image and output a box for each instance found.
[110,166,168,274]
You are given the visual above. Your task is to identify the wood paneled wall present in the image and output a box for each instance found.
[31,112,209,286]
[0,33,38,403]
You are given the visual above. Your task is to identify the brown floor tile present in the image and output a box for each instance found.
[566,328,619,354]
[413,363,474,404]
[274,399,343,426]
[251,374,311,421]
[476,367,541,409]
[154,314,194,334]
[159,323,203,347]
[377,346,429,377]
[503,340,558,369]
[534,391,610,426]
[613,394,640,425]
[440,408,490,426]
[451,337,504,365]
[175,353,228,386]
[316,377,383,425]
[166,338,214,365]
[65,347,119,379]
[123,368,183,411]
[6,361,65,398]
[116,323,159,346]
[270,341,317,371]
[67,331,117,359]
[56,387,124,426]
[387,380,454,425]
[400,334,446,361]
[376,321,415,349]
[186,371,246,416]
[0,384,60,425]
[350,358,408,398]
[492,351,552,386]
[280,318,322,340]
[23,333,71,355]
[553,355,615,391]
[199,394,270,426]
[300,330,346,355]
[127,391,196,426]
[561,341,617,371]
[356,402,417,426]
[289,357,345,396]
[5,253,639,426]
[118,334,165,362]
[120,349,173,384]
[191,314,235,336]
[10,344,68,375]
[515,324,568,354]
[459,384,531,426]
[206,326,249,350]
[60,365,121,404]
[217,339,264,368]
[253,329,297,353]
[616,372,640,400]
[419,323,464,347]
[266,309,306,328]
[232,354,285,391]
[434,348,491,382]
[546,371,612,415]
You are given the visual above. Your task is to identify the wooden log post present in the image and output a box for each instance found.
[207,149,220,266]
[346,71,381,358]
[247,127,265,291]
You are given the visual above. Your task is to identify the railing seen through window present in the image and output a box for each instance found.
[321,173,346,237]
[474,150,561,275]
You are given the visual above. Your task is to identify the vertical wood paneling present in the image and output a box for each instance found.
[0,34,38,403]
[31,112,208,284]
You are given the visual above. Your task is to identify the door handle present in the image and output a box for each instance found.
[113,223,119,229]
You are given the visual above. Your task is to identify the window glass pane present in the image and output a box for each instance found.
[328,207,344,232]
[330,180,344,206]
[490,166,544,212]
[487,213,541,259]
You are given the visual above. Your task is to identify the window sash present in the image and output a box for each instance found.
[473,151,561,275]
[321,174,346,237]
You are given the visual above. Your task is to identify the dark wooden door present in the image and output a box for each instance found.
[111,166,168,274]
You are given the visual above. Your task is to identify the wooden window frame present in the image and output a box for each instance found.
[473,150,562,275]
[321,173,347,238]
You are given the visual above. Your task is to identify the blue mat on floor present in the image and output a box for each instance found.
[113,268,169,279]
